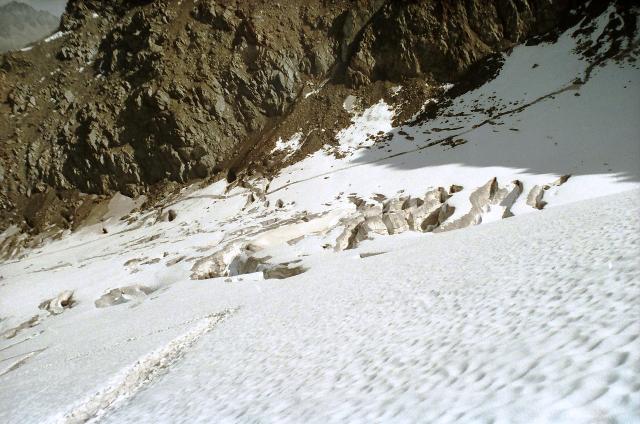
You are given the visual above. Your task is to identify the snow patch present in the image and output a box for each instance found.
[44,32,68,43]
[335,100,394,153]
[272,132,304,157]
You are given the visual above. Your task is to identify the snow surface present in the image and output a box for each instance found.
[1,189,638,423]
[0,8,639,424]
[102,189,640,424]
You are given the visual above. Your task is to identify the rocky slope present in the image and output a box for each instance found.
[0,1,59,53]
[0,0,637,236]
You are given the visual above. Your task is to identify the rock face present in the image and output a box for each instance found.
[341,0,573,87]
[0,0,628,231]
[0,2,60,53]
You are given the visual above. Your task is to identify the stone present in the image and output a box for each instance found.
[0,0,598,231]
[63,90,75,103]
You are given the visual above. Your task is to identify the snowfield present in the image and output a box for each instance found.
[1,190,638,424]
[1,6,639,424]
[102,190,640,424]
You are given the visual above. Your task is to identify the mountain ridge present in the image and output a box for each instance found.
[0,1,59,52]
